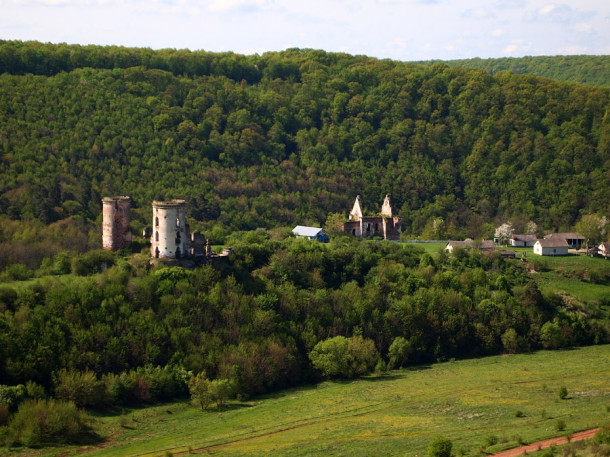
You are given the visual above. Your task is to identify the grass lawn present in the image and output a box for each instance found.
[5,345,609,457]
[404,241,447,255]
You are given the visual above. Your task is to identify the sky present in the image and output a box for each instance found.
[1,0,609,61]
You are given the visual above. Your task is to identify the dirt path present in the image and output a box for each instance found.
[491,428,599,457]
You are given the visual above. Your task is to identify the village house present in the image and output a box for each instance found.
[445,240,495,253]
[598,241,610,259]
[543,232,584,249]
[292,226,329,242]
[509,234,537,247]
[342,195,401,241]
[533,238,569,256]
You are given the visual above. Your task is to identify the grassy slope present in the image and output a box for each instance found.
[6,345,609,457]
[511,249,610,303]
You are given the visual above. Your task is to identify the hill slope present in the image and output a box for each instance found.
[0,41,609,243]
[7,345,609,457]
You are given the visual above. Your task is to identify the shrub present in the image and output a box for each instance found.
[558,386,568,400]
[594,424,610,445]
[7,399,90,446]
[428,435,452,457]
[515,410,525,418]
[485,435,499,447]
[71,250,115,276]
[555,419,566,432]
[54,370,106,409]
[3,264,33,281]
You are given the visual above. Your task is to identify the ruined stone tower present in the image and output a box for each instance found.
[151,200,188,259]
[102,196,132,251]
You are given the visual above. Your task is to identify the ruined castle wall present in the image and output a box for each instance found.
[151,200,188,259]
[102,196,131,251]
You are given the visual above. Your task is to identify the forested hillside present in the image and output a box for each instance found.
[1,235,607,402]
[416,55,610,87]
[0,40,609,256]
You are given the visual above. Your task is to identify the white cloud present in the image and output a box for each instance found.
[462,7,495,19]
[386,37,407,49]
[378,0,437,3]
[571,22,592,33]
[206,0,272,13]
[538,4,556,16]
[503,44,518,54]
[528,3,594,24]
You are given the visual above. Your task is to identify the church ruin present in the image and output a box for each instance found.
[343,195,401,241]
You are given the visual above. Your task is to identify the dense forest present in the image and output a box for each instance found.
[1,40,609,268]
[416,55,610,88]
[1,234,607,410]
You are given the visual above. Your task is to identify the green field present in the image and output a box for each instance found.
[5,345,608,457]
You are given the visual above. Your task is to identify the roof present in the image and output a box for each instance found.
[536,238,569,248]
[293,226,324,237]
[544,232,584,240]
[512,234,537,242]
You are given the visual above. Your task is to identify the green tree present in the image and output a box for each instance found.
[309,336,380,379]
[188,371,211,410]
[539,321,564,350]
[208,379,232,408]
[387,336,412,369]
[575,214,608,251]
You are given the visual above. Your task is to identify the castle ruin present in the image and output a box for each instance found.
[150,199,189,259]
[343,195,401,241]
[102,196,132,251]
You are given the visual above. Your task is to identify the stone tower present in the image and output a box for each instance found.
[151,200,188,259]
[102,196,132,251]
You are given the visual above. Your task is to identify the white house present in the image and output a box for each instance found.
[510,234,537,247]
[533,238,569,256]
[292,226,329,242]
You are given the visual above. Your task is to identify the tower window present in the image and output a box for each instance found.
[155,217,159,227]
[155,231,159,242]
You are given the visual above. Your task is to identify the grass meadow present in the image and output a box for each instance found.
[4,345,608,457]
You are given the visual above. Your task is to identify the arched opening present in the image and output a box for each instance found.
[155,217,159,227]
[155,231,159,242]
[352,229,356,236]
[155,247,160,258]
